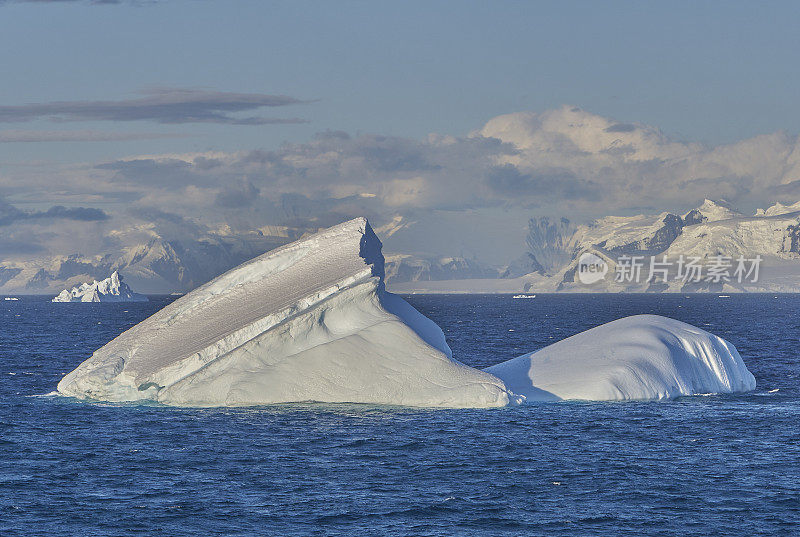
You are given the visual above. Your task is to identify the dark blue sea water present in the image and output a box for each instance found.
[1,294,799,536]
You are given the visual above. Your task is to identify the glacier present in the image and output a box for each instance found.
[485,315,756,402]
[52,271,148,303]
[57,218,755,407]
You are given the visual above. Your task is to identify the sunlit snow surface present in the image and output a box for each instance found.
[486,315,755,401]
[57,218,754,406]
[56,218,510,407]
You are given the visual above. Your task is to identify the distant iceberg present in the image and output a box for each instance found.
[485,315,755,401]
[57,218,755,407]
[52,271,148,303]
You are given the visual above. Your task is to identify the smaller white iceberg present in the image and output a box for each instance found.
[52,271,148,303]
[4,297,19,301]
[485,315,756,402]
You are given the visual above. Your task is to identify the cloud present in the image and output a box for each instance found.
[604,123,637,133]
[97,157,197,185]
[486,164,601,201]
[125,206,205,240]
[35,205,110,221]
[84,132,516,220]
[0,129,189,142]
[0,198,109,226]
[4,105,800,267]
[0,237,45,254]
[215,180,260,208]
[0,88,310,125]
[47,107,800,231]
[479,105,800,213]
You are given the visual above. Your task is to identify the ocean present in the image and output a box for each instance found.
[1,294,798,536]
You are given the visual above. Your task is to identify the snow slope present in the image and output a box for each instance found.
[685,199,742,223]
[501,199,800,293]
[52,271,148,303]
[57,218,512,408]
[485,315,755,401]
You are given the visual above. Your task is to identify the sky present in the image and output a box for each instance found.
[1,0,800,267]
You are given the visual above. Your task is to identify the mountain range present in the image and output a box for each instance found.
[0,221,496,294]
[3,199,800,294]
[389,199,800,293]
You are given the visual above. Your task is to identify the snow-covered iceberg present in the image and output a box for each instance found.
[57,218,512,407]
[57,217,755,407]
[52,271,148,303]
[485,315,756,402]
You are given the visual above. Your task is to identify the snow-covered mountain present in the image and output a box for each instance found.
[0,227,313,294]
[7,198,800,294]
[52,271,147,302]
[384,254,498,283]
[0,217,496,292]
[531,199,800,292]
[388,198,800,294]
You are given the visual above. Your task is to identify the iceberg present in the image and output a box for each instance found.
[52,271,148,303]
[57,217,755,407]
[485,315,756,401]
[57,218,512,407]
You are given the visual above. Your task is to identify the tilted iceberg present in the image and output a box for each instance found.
[57,218,512,407]
[52,271,147,303]
[485,315,756,402]
[57,218,756,407]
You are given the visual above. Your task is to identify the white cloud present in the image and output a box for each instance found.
[479,105,800,214]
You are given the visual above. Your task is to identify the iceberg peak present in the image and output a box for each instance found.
[52,271,148,303]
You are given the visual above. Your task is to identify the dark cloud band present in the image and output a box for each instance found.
[0,199,110,226]
[0,88,310,125]
[0,130,189,142]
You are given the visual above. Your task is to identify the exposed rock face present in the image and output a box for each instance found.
[525,216,576,274]
[603,213,685,256]
[781,224,800,254]
[0,267,21,288]
[683,209,706,226]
